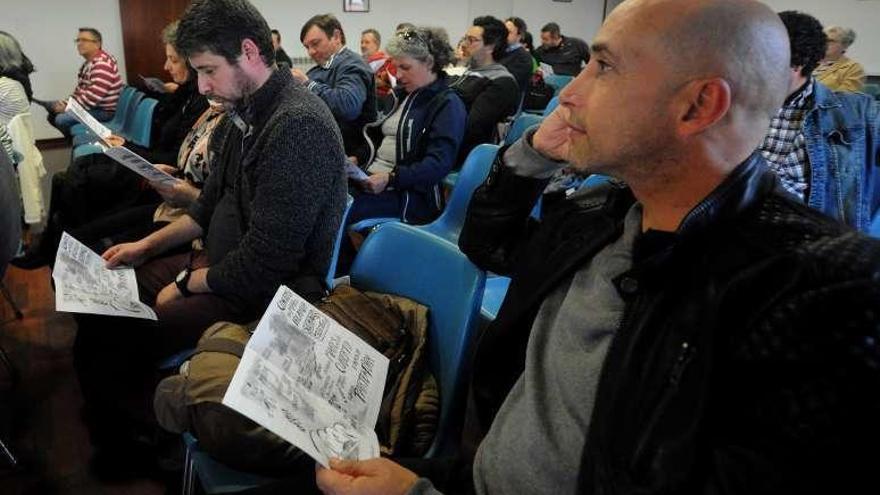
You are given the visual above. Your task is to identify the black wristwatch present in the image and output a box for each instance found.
[175,268,193,297]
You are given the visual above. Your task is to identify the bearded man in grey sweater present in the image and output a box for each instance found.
[73,0,346,470]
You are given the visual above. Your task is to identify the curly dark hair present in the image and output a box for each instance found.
[778,11,826,77]
[176,0,274,66]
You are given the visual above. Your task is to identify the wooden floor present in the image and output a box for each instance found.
[0,145,167,494]
[0,266,167,494]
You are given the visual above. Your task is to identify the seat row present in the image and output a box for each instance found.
[70,86,159,158]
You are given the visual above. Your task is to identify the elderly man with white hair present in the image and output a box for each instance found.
[814,25,865,92]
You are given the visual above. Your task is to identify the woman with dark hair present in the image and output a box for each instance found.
[14,21,209,269]
[340,26,466,271]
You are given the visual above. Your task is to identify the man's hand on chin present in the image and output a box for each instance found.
[533,105,575,162]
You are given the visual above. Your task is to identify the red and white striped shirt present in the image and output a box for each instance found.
[72,49,123,112]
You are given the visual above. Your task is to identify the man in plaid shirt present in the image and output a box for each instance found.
[760,11,880,232]
[49,27,123,137]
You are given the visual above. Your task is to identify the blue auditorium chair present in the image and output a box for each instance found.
[181,222,486,493]
[503,113,543,145]
[545,74,574,94]
[419,144,498,243]
[70,86,140,136]
[542,96,560,116]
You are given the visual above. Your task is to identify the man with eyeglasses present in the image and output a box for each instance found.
[449,16,519,163]
[47,27,122,137]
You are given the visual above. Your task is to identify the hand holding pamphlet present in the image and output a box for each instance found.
[99,144,181,187]
[53,232,157,320]
[140,75,169,94]
[223,285,390,467]
[63,97,181,187]
[345,159,369,182]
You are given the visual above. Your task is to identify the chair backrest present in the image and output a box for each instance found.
[420,144,499,243]
[127,97,158,147]
[503,113,543,145]
[350,222,486,457]
[577,173,612,191]
[545,74,574,94]
[118,91,145,137]
[325,194,354,289]
[106,86,137,128]
[542,96,560,117]
[870,213,880,239]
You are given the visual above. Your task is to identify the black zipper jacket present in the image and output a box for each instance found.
[455,149,880,494]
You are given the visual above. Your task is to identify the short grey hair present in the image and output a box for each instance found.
[386,26,453,74]
[825,26,856,48]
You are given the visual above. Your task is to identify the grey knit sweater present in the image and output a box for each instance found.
[187,68,347,310]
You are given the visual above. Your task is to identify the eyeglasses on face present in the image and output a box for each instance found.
[74,38,99,44]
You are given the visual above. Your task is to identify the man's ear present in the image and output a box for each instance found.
[241,38,261,62]
[675,77,731,138]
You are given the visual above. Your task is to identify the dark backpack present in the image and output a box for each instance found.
[154,285,438,474]
[522,72,555,113]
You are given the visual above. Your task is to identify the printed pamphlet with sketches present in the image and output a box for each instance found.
[223,285,390,467]
[53,232,157,320]
[65,98,180,187]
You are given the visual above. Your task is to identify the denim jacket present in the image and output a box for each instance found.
[803,81,880,232]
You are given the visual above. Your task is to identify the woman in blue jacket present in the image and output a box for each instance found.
[348,26,466,226]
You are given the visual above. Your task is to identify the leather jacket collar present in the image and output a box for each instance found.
[674,152,778,237]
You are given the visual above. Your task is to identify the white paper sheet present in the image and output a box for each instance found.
[100,145,181,187]
[223,285,389,467]
[53,233,157,320]
[539,62,555,76]
[65,98,112,141]
[345,160,369,182]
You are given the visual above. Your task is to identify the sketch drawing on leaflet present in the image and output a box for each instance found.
[53,232,157,320]
[310,421,363,460]
[223,285,388,467]
[240,358,316,423]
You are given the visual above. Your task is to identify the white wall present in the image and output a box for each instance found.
[6,0,127,140]
[12,0,605,140]
[9,0,879,140]
[512,0,604,46]
[762,0,880,75]
[255,0,603,61]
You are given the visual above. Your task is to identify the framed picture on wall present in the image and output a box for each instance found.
[343,0,370,12]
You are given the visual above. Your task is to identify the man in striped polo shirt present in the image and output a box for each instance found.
[49,27,123,137]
